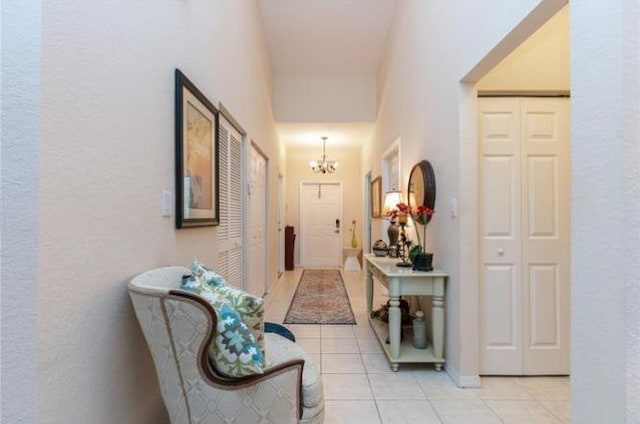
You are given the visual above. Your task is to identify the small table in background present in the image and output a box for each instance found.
[364,254,448,371]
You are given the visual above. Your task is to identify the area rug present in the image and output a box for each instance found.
[284,270,356,325]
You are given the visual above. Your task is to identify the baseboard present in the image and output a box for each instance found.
[445,364,481,388]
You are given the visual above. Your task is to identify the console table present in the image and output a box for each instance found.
[365,254,447,371]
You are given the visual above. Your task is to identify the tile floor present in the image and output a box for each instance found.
[264,269,570,424]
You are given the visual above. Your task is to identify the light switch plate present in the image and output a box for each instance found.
[449,197,458,218]
[161,190,172,217]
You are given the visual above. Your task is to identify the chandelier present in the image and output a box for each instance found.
[309,136,338,174]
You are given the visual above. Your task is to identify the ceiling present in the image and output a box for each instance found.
[257,0,397,77]
[257,0,397,148]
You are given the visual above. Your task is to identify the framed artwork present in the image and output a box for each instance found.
[371,176,382,218]
[175,69,219,228]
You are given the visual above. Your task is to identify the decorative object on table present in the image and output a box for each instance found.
[382,188,403,247]
[370,176,382,218]
[370,298,412,325]
[372,239,388,257]
[412,310,428,349]
[284,269,356,324]
[309,136,338,174]
[350,219,358,248]
[408,244,422,264]
[175,69,219,228]
[409,205,435,271]
[387,202,414,267]
[407,160,437,271]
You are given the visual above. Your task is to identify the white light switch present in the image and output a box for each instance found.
[449,197,458,218]
[161,190,172,217]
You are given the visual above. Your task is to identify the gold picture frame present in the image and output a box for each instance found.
[371,176,382,218]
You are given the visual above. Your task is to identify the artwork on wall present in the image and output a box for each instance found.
[175,69,219,228]
[371,176,382,218]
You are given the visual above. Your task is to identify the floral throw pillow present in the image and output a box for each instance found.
[181,275,264,377]
[191,259,265,357]
[191,258,227,287]
[212,284,265,356]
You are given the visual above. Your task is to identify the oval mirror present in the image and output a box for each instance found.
[407,160,436,223]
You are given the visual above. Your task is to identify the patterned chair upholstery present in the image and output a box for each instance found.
[129,266,324,424]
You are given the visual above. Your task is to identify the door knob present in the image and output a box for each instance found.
[497,248,505,256]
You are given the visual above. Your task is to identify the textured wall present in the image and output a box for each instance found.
[571,0,640,421]
[274,75,377,122]
[1,1,41,422]
[36,1,278,423]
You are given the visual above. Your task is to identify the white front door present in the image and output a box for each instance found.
[300,182,342,268]
[248,145,268,296]
[479,97,570,375]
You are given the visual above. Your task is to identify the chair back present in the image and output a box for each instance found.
[129,266,210,423]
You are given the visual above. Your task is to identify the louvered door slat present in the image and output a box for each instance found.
[217,115,244,288]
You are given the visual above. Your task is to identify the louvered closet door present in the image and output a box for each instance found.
[479,97,570,375]
[218,115,244,289]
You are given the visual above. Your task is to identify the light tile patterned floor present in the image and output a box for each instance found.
[264,269,570,423]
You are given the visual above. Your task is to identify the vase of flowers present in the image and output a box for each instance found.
[350,219,358,248]
[411,205,435,271]
[388,203,413,267]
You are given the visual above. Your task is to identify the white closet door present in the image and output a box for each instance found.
[479,98,524,374]
[218,115,244,289]
[247,145,267,296]
[479,97,570,375]
[521,98,570,374]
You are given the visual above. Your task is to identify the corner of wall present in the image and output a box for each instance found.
[445,364,481,388]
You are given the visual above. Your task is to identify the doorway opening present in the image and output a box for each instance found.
[459,0,570,385]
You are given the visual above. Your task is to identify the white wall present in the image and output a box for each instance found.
[31,1,278,423]
[478,6,570,91]
[570,0,639,422]
[274,75,377,122]
[285,146,363,266]
[369,0,566,383]
[1,1,41,422]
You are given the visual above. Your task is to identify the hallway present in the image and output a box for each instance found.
[265,270,570,423]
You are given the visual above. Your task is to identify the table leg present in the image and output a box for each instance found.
[388,295,401,370]
[432,277,445,371]
[365,270,373,315]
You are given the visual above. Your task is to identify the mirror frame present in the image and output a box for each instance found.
[407,160,436,223]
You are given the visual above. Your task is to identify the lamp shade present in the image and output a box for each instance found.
[382,190,403,216]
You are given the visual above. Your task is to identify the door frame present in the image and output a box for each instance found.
[364,171,372,254]
[299,181,343,268]
[276,170,285,276]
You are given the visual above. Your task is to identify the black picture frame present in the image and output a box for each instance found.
[175,69,219,228]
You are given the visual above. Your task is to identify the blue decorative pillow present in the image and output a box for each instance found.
[180,274,265,377]
[190,259,266,357]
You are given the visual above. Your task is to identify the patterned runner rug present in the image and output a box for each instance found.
[284,269,356,325]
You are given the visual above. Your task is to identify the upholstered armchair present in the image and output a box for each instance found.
[129,266,324,424]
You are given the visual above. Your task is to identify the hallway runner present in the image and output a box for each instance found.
[284,270,356,325]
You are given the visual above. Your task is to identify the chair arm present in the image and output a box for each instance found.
[167,290,306,420]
